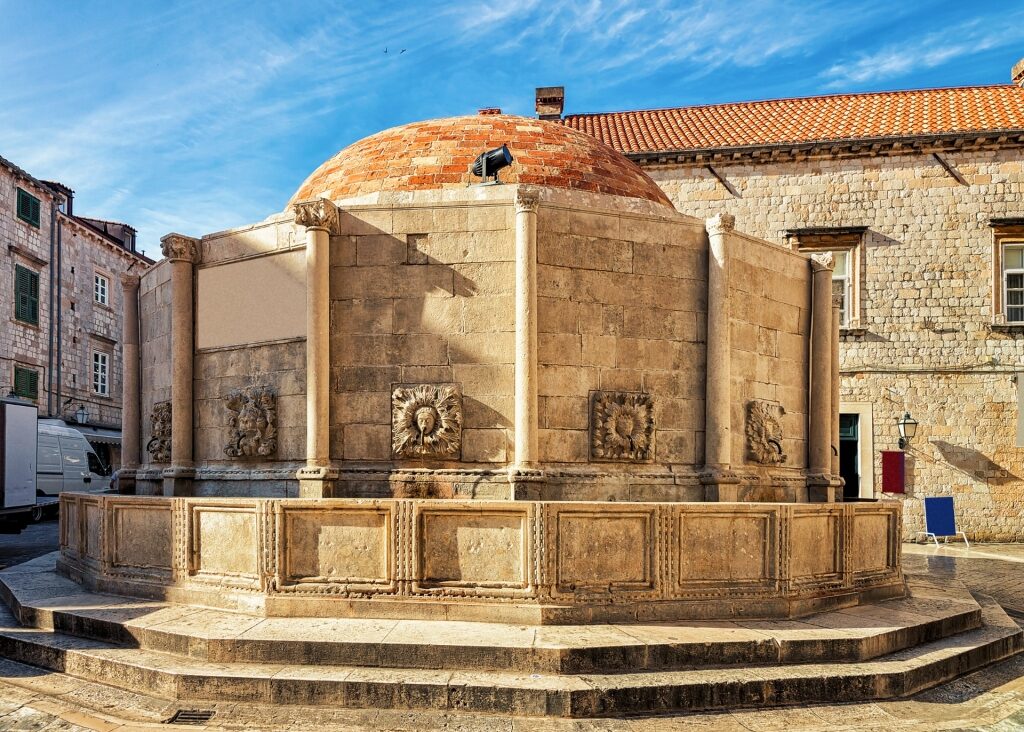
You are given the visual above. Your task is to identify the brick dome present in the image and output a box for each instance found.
[289,114,673,207]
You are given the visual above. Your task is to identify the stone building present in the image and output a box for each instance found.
[28,113,1015,716]
[0,154,151,468]
[556,63,1024,540]
[126,114,847,506]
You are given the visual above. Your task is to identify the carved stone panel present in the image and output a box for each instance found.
[590,391,654,462]
[224,384,278,458]
[746,400,786,464]
[392,384,462,459]
[146,401,171,463]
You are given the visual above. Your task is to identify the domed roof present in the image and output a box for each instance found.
[289,114,673,207]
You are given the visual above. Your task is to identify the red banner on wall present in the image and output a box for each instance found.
[881,450,905,493]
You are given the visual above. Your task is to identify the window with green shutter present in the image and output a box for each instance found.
[14,265,40,325]
[16,188,41,227]
[13,366,38,400]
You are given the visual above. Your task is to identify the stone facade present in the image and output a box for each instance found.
[0,163,54,413]
[642,146,1024,539]
[133,183,823,501]
[1,155,149,467]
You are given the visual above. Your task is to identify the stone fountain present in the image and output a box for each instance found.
[2,114,1017,717]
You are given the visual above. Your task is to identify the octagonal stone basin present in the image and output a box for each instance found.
[58,494,903,624]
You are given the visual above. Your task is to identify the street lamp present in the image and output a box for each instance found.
[75,404,89,425]
[897,412,918,450]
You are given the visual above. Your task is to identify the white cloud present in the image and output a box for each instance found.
[0,1,1018,254]
[821,18,1024,88]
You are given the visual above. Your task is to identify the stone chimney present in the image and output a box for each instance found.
[535,87,565,120]
[1013,58,1024,87]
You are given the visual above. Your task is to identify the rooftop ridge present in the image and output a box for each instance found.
[562,84,1017,120]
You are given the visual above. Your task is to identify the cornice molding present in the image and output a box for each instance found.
[628,129,1024,168]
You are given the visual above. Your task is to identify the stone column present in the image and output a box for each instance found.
[119,272,141,494]
[159,234,200,497]
[511,188,542,497]
[701,214,740,501]
[831,293,842,489]
[294,199,340,498]
[808,252,836,502]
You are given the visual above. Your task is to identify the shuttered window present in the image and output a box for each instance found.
[14,265,40,325]
[13,366,38,400]
[16,188,41,227]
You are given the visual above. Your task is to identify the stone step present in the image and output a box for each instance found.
[0,562,983,674]
[0,592,1018,717]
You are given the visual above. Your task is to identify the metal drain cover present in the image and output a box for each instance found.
[164,709,216,725]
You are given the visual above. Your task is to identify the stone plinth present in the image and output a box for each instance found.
[58,493,903,624]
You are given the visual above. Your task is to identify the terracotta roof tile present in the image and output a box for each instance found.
[562,85,1024,154]
[290,115,672,207]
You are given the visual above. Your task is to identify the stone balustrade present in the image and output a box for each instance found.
[58,494,903,623]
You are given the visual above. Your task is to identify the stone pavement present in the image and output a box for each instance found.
[0,542,1022,731]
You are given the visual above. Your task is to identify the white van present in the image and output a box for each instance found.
[37,420,110,495]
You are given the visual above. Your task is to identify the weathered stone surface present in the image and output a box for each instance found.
[590,392,655,462]
[224,384,278,458]
[145,401,171,463]
[746,400,787,465]
[0,555,1020,718]
[647,148,1024,539]
[57,494,903,623]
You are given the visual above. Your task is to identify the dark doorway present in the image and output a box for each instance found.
[840,413,860,500]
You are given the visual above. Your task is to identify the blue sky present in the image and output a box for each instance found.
[1,1,1023,256]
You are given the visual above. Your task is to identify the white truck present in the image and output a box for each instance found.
[0,394,38,533]
[0,398,112,532]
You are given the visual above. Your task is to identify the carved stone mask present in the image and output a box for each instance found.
[392,384,462,459]
[591,391,654,462]
[415,407,438,440]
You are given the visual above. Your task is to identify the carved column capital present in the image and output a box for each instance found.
[810,251,835,273]
[514,187,540,214]
[293,198,340,233]
[831,293,844,310]
[706,213,735,237]
[160,233,201,264]
[120,272,141,290]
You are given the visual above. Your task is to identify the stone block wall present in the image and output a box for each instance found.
[135,187,820,502]
[138,260,171,491]
[190,218,306,496]
[647,147,1024,538]
[330,203,515,469]
[534,206,707,486]
[728,232,811,497]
